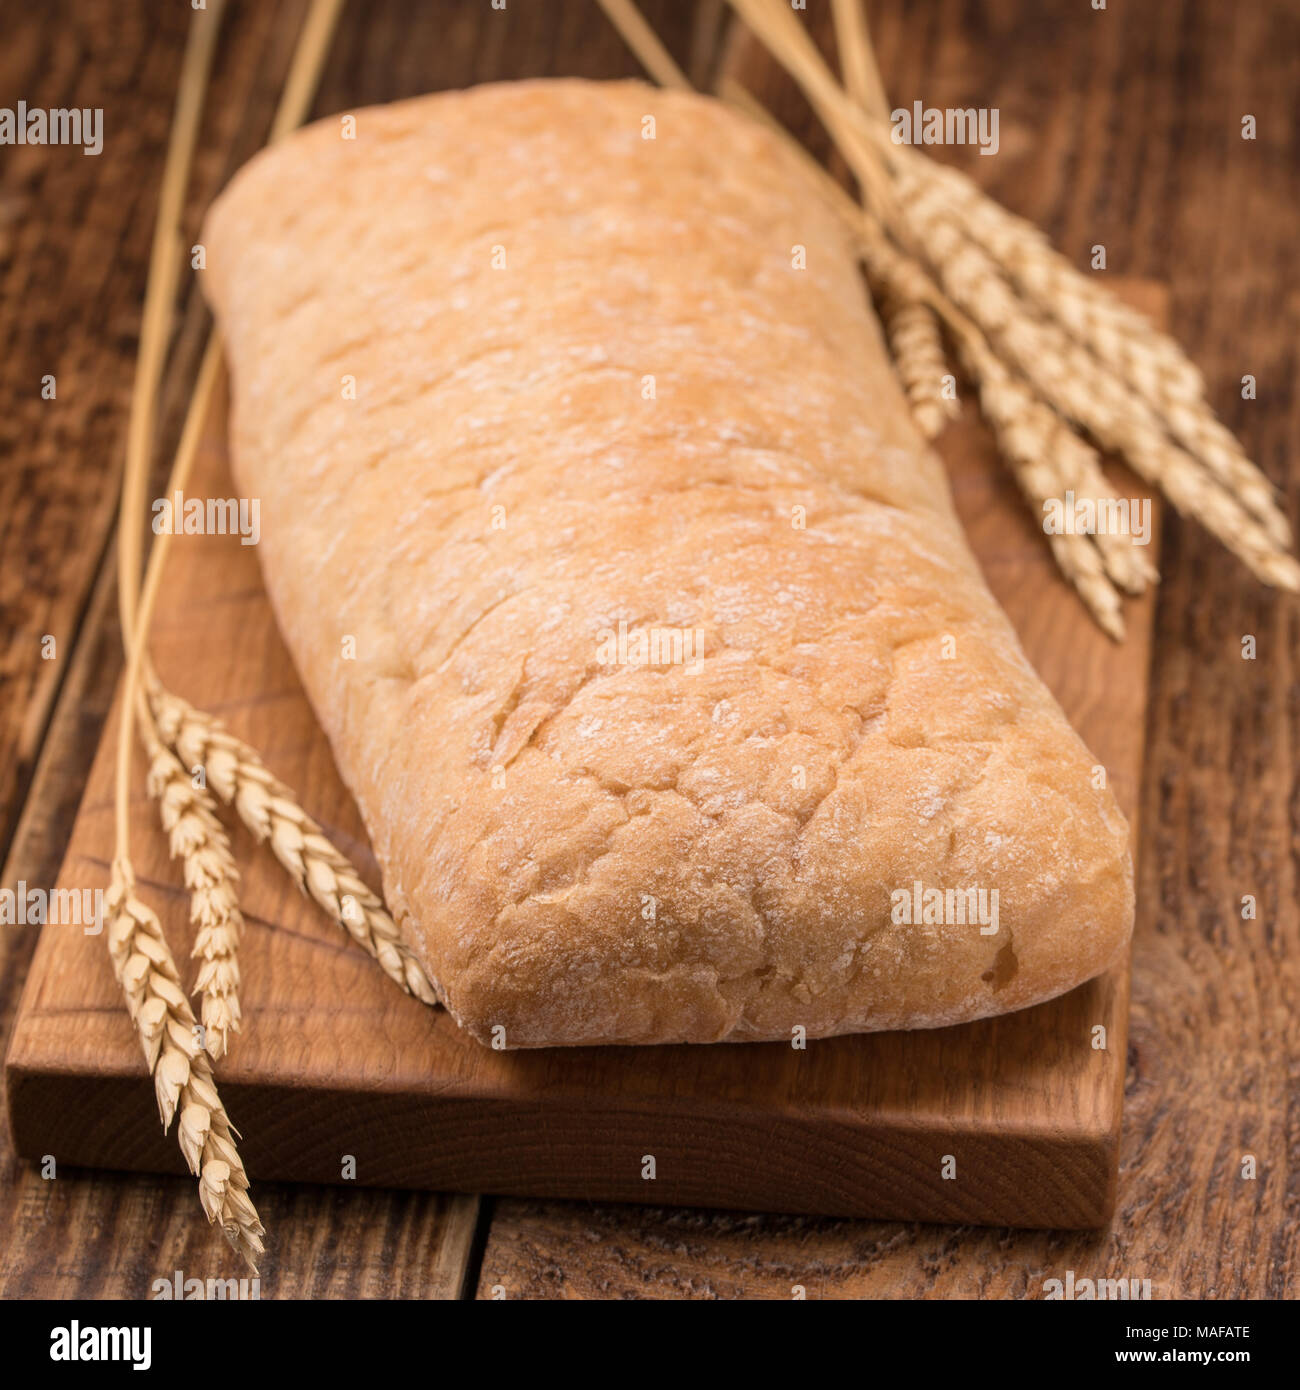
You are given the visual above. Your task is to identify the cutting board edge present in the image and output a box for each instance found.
[5,1063,1118,1229]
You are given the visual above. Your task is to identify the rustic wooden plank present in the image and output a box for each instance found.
[476,0,1300,1299]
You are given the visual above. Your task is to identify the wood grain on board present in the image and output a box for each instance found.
[1,0,1296,1299]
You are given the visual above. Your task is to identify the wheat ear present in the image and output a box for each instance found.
[147,681,441,1007]
[881,167,1296,590]
[106,861,264,1267]
[874,283,960,439]
[891,150,1290,558]
[959,337,1157,602]
[893,164,1294,548]
[891,153,1207,398]
[989,310,1300,590]
[851,196,1157,604]
[966,358,1126,638]
[98,0,266,1270]
[1043,424,1159,596]
[140,703,243,1059]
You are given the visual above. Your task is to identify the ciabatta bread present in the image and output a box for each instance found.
[202,80,1133,1047]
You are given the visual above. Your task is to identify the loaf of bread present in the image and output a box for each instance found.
[202,80,1133,1047]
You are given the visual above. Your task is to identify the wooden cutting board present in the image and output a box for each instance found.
[5,283,1163,1230]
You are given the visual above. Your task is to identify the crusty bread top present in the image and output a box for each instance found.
[202,80,1133,1047]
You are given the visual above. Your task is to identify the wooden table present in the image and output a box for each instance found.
[1,0,1296,1299]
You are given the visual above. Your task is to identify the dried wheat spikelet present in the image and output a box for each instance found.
[889,141,1291,550]
[853,125,1296,592]
[964,355,1125,638]
[1151,385,1290,548]
[100,0,265,1272]
[147,680,441,1007]
[892,153,1208,402]
[941,258,1160,604]
[986,309,1300,589]
[874,283,960,440]
[960,333,1158,601]
[1043,423,1159,597]
[141,707,243,1059]
[105,861,264,1267]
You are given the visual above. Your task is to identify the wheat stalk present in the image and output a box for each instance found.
[596,0,691,87]
[1150,383,1289,547]
[890,145,1289,549]
[847,98,1289,550]
[98,0,268,1268]
[1042,423,1159,597]
[987,308,1300,589]
[725,0,901,218]
[964,354,1126,637]
[714,0,1298,604]
[829,0,889,120]
[893,162,1295,558]
[885,175,1283,592]
[106,0,347,1268]
[831,0,956,442]
[106,860,264,1267]
[148,681,441,1007]
[898,155,1207,401]
[722,0,1300,592]
[957,326,1158,602]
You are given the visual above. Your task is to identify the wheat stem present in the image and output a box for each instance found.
[875,284,960,439]
[830,0,889,119]
[595,0,692,89]
[95,0,268,1269]
[827,0,957,441]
